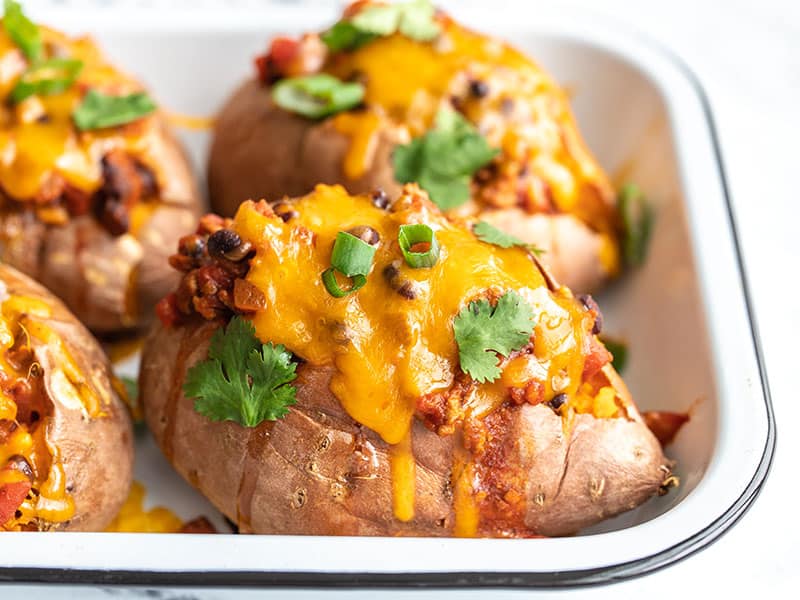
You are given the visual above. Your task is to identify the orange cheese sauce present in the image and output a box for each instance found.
[0,23,163,203]
[232,185,592,524]
[105,481,183,533]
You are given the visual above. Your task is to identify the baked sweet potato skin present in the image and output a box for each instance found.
[0,264,133,531]
[142,320,668,537]
[0,121,201,334]
[208,79,403,211]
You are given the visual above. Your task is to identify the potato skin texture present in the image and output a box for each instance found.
[208,80,404,209]
[208,80,609,292]
[0,120,202,335]
[1,264,134,531]
[142,320,668,537]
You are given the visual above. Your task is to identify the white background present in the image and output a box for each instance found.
[3,0,799,597]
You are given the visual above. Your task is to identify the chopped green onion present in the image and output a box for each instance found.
[272,74,364,120]
[321,268,367,298]
[72,89,157,131]
[331,231,376,276]
[398,224,440,268]
[10,58,83,103]
[322,231,376,298]
[3,0,41,61]
[618,183,654,267]
[321,20,378,52]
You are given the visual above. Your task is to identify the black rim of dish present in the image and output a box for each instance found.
[0,31,776,591]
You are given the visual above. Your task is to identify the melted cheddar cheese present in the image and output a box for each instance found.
[105,481,183,533]
[0,284,108,530]
[320,14,618,249]
[0,23,165,204]
[232,184,603,524]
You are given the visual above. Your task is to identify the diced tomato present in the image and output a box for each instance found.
[156,293,182,328]
[179,516,217,534]
[0,479,31,525]
[643,411,690,446]
[255,37,300,82]
[582,337,612,379]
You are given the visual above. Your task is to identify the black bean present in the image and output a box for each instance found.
[272,201,299,222]
[7,455,33,480]
[207,229,242,259]
[578,294,603,335]
[179,234,206,258]
[371,189,389,210]
[500,97,515,115]
[347,225,380,246]
[547,393,567,411]
[397,281,417,300]
[469,79,489,98]
[223,241,253,262]
[382,260,417,300]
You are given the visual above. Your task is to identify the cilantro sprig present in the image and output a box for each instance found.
[453,290,535,383]
[184,317,298,427]
[322,0,440,52]
[618,183,654,267]
[600,336,628,374]
[72,90,157,131]
[473,220,544,256]
[393,109,498,211]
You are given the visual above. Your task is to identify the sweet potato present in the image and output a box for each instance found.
[141,184,670,537]
[0,264,133,531]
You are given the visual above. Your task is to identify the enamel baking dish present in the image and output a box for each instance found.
[0,5,775,588]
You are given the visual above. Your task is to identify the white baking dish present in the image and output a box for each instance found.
[0,5,774,588]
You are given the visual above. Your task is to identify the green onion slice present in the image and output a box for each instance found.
[10,58,83,103]
[3,0,41,61]
[331,231,376,277]
[272,74,364,120]
[321,268,367,298]
[72,89,157,131]
[398,223,440,268]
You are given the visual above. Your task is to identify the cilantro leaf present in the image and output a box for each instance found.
[72,90,156,131]
[453,291,535,383]
[322,0,440,52]
[600,336,628,374]
[473,220,545,256]
[393,109,498,210]
[618,183,654,267]
[184,316,297,427]
[120,376,138,402]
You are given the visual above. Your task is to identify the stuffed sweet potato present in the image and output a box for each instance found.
[208,0,622,292]
[141,183,672,537]
[0,1,201,334]
[0,264,133,531]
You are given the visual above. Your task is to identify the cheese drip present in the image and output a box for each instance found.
[233,185,590,526]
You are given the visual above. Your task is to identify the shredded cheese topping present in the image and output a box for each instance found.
[232,185,621,525]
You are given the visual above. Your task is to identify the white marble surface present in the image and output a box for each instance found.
[4,0,799,597]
